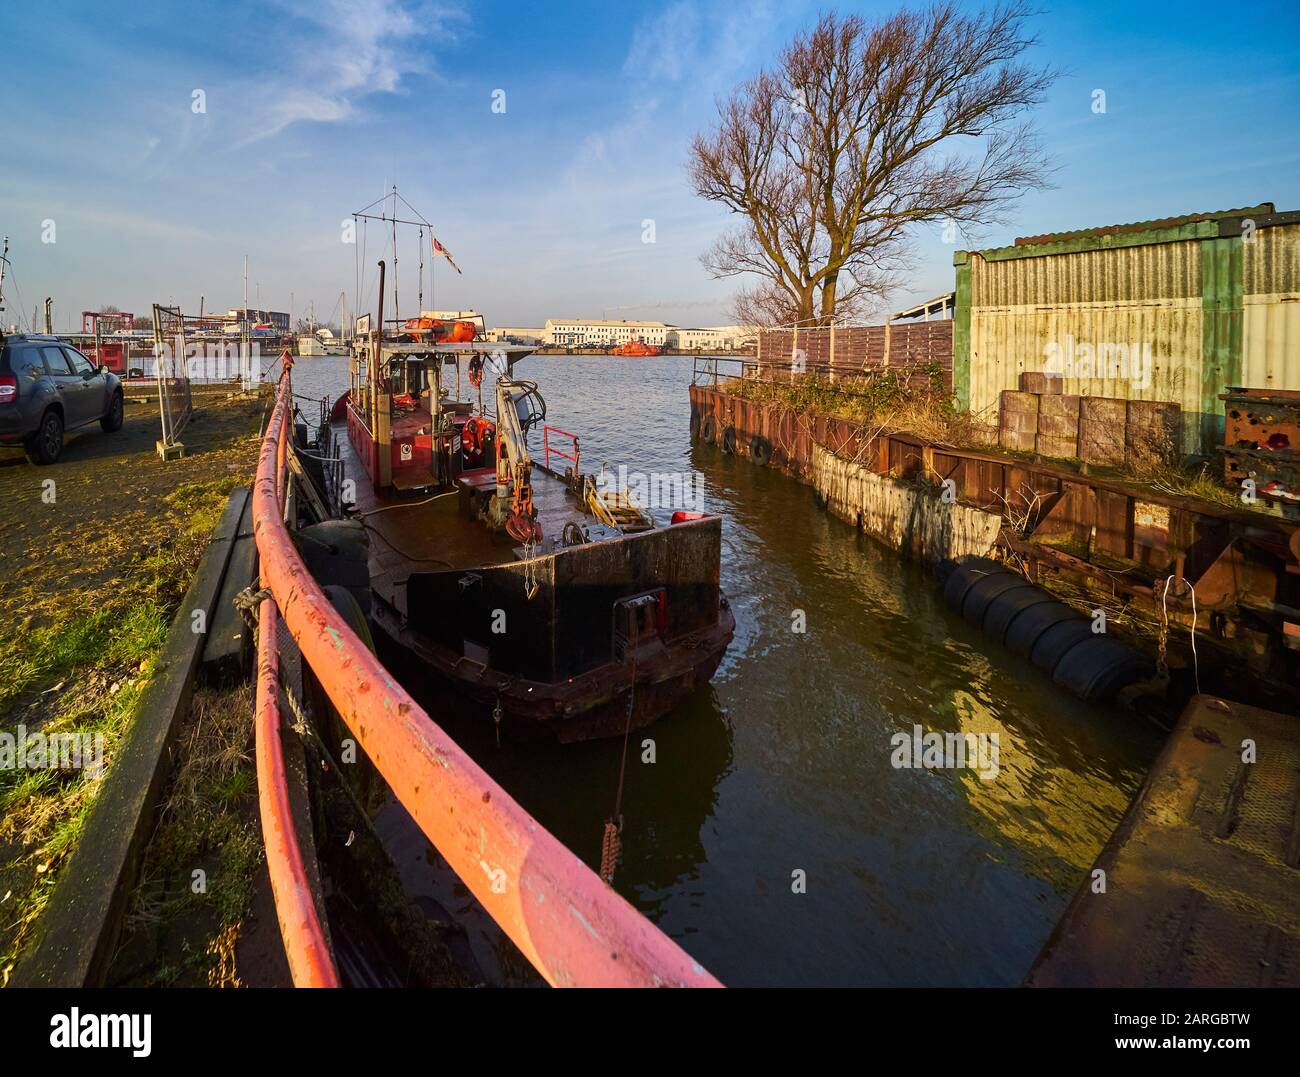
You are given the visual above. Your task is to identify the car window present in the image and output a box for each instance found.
[41,346,73,375]
[11,345,45,376]
[64,348,94,375]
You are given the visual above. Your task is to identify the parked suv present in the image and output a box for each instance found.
[0,334,124,464]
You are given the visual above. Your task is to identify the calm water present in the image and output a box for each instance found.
[288,353,1160,987]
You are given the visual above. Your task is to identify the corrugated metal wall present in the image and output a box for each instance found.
[969,240,1206,452]
[1242,222,1300,391]
[962,216,1300,456]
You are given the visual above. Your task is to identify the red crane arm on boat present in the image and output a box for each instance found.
[252,357,720,988]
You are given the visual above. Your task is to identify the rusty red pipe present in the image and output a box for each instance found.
[252,366,720,988]
[254,586,341,988]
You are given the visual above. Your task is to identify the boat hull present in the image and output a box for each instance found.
[372,594,735,742]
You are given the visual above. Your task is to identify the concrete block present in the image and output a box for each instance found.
[1078,397,1127,466]
[1037,394,1081,441]
[1020,371,1065,395]
[999,390,1040,451]
[1125,400,1181,468]
[1035,434,1080,460]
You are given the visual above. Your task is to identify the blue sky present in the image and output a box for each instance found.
[2,0,1298,331]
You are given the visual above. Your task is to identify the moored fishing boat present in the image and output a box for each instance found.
[308,203,733,741]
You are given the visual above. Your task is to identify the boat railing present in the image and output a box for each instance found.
[542,424,580,475]
[253,354,719,988]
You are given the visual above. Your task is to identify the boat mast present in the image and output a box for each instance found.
[391,185,399,325]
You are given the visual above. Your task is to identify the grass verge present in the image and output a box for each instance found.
[0,409,259,983]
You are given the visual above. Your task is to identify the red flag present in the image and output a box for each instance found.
[431,233,461,275]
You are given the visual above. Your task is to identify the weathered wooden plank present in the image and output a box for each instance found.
[201,489,258,676]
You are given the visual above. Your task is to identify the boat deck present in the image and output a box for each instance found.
[1027,693,1300,987]
[331,419,642,617]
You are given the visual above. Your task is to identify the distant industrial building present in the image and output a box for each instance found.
[544,319,675,347]
[225,307,290,332]
[673,325,754,350]
[484,326,546,345]
[543,319,753,350]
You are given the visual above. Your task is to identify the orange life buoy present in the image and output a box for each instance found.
[468,356,484,387]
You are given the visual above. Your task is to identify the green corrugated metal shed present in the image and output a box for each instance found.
[953,204,1300,455]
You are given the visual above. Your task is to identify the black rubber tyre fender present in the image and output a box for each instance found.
[750,435,772,466]
[701,414,718,444]
[296,519,372,617]
[721,426,737,454]
[322,584,376,654]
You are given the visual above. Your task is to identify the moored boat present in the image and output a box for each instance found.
[612,338,661,357]
[311,231,733,741]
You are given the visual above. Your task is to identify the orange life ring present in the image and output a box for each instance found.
[468,356,484,387]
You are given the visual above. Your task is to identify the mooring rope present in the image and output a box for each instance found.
[1160,574,1201,694]
[600,623,639,885]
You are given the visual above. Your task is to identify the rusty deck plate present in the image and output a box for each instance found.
[1028,694,1300,987]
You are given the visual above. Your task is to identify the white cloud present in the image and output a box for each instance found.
[236,0,469,142]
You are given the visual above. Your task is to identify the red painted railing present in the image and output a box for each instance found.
[252,356,720,988]
[542,424,580,474]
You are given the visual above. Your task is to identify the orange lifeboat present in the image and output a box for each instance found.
[612,338,661,357]
[401,317,479,342]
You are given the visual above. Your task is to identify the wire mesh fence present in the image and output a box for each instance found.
[152,304,194,454]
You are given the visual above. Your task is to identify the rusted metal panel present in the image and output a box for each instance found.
[1028,694,1300,987]
[1221,387,1300,504]
[1014,205,1271,249]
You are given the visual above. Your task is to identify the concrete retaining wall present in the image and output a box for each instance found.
[811,443,1001,564]
[689,384,999,567]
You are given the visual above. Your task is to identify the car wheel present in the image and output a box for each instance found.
[101,391,124,432]
[26,410,64,465]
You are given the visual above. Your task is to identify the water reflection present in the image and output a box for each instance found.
[294,354,1161,985]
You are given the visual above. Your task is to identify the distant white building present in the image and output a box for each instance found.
[484,326,545,344]
[672,325,753,351]
[544,319,675,347]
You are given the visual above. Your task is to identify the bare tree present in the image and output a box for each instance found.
[691,4,1057,326]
